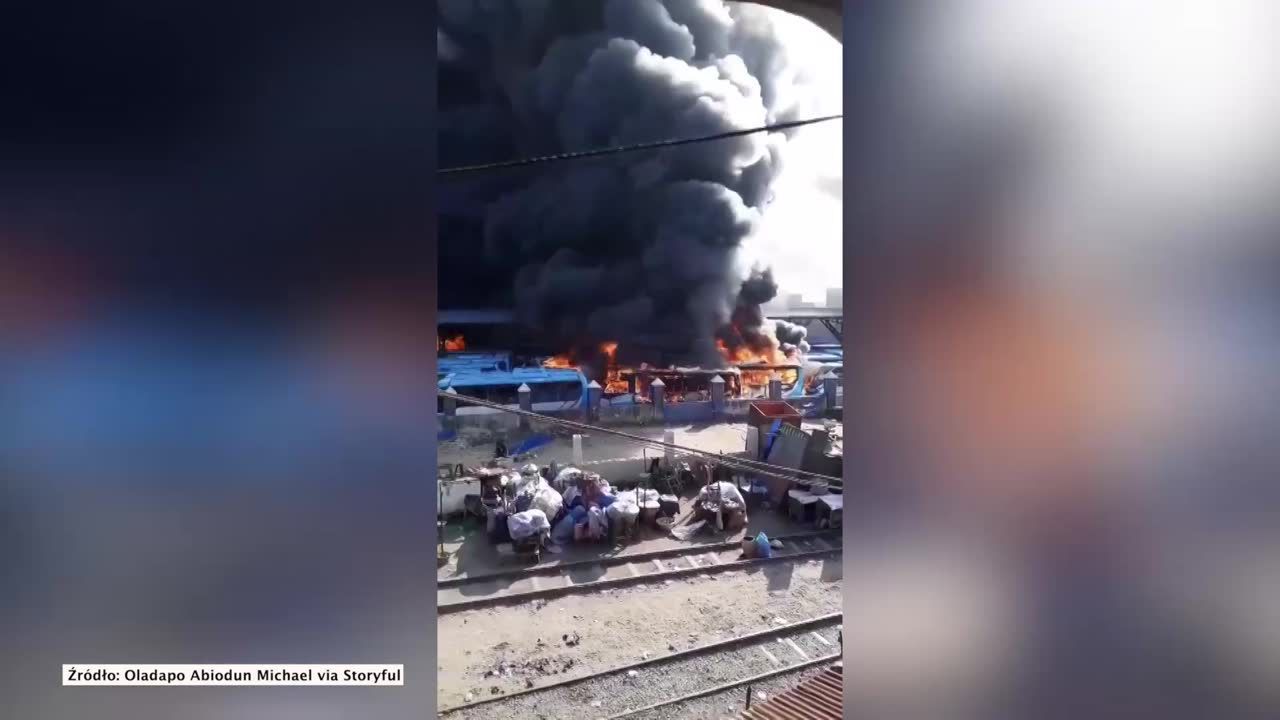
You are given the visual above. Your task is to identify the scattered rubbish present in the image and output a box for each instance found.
[773,617,788,625]
[525,679,535,688]
[641,652,649,660]
[627,670,639,678]
[563,632,580,647]
[490,686,502,695]
[464,693,474,702]
[755,691,768,701]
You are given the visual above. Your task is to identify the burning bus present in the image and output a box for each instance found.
[538,339,806,403]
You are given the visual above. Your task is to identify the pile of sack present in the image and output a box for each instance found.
[493,463,645,547]
[506,464,560,543]
[550,471,617,544]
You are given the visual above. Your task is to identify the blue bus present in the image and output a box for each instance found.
[438,352,589,414]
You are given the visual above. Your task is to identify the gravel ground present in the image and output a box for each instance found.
[442,621,840,720]
[437,558,843,715]
[628,663,835,720]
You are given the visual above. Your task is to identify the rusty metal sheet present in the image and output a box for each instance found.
[742,664,843,720]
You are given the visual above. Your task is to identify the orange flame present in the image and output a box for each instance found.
[598,341,631,394]
[541,354,577,369]
[441,334,466,352]
[715,338,787,366]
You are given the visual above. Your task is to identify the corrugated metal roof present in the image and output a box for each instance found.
[742,664,843,720]
[438,352,512,373]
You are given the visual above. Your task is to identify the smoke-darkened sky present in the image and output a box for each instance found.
[437,0,841,364]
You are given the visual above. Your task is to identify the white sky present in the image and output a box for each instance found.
[738,5,843,305]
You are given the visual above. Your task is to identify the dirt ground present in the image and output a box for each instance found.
[436,558,843,711]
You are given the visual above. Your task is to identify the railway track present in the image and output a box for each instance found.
[438,530,842,614]
[438,612,843,719]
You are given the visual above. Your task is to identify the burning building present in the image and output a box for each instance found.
[538,339,804,402]
[438,0,832,376]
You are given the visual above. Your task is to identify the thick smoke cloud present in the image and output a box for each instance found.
[438,0,819,366]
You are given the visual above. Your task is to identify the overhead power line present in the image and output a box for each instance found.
[438,113,843,176]
[444,391,842,487]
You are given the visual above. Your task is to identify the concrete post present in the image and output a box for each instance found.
[572,433,584,465]
[768,376,782,401]
[822,372,838,412]
[664,429,675,465]
[710,374,725,417]
[650,377,666,422]
[586,380,602,422]
[517,383,532,431]
[442,387,458,429]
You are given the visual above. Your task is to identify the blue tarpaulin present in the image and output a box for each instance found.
[510,433,553,456]
[763,419,783,459]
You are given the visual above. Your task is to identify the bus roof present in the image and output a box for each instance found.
[440,366,584,389]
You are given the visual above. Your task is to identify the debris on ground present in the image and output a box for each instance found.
[481,655,575,680]
[563,632,580,647]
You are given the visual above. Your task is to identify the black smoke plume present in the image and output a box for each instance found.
[438,0,817,367]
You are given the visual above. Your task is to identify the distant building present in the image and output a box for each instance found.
[783,292,804,309]
[826,287,842,308]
